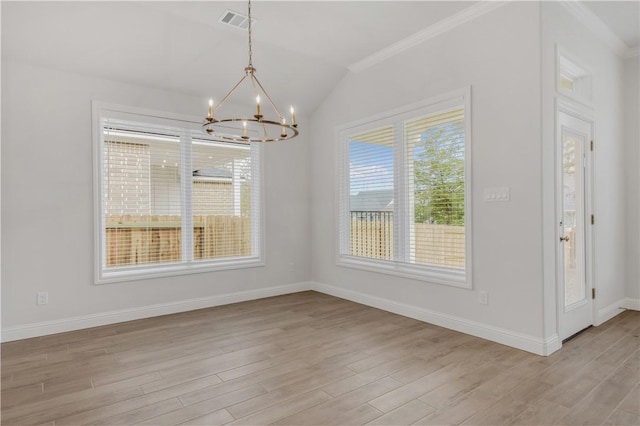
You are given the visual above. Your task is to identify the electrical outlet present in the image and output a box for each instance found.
[478,291,488,305]
[37,292,49,305]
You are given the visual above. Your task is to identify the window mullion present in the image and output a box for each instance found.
[250,144,262,257]
[99,117,109,274]
[181,133,193,263]
[393,121,406,263]
[405,122,416,264]
[339,134,350,257]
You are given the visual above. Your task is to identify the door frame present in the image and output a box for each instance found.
[555,97,596,340]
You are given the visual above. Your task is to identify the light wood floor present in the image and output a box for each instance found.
[1,291,638,426]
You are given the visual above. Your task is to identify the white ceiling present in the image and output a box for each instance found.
[2,1,637,116]
[583,1,639,48]
[0,1,474,115]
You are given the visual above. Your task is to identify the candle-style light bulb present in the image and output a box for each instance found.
[290,106,297,126]
[281,117,287,137]
[256,95,261,117]
[242,121,248,138]
[208,98,214,120]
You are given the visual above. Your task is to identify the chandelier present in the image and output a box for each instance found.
[203,0,299,143]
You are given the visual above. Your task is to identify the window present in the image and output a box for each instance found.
[93,103,263,283]
[337,88,471,288]
[557,48,593,105]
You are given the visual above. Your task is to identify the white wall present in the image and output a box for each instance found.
[1,60,311,338]
[2,1,634,352]
[541,2,628,327]
[310,3,548,351]
[624,56,639,303]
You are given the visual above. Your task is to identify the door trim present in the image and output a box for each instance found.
[555,96,596,339]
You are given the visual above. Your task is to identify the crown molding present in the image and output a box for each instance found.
[348,1,509,73]
[559,0,635,58]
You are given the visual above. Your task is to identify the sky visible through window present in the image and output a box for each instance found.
[349,123,463,196]
[349,141,393,195]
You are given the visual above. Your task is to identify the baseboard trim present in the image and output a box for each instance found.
[310,282,558,356]
[1,280,580,356]
[543,333,562,355]
[1,282,313,342]
[622,298,640,311]
[596,298,628,326]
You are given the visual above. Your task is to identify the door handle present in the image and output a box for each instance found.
[560,236,570,242]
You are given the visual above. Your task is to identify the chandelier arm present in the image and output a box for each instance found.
[248,72,260,100]
[260,120,269,140]
[251,74,285,118]
[216,74,249,110]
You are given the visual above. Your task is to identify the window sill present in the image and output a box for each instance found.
[96,257,264,284]
[336,255,471,289]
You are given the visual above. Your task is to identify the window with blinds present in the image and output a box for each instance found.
[94,103,263,284]
[348,126,395,260]
[338,88,471,288]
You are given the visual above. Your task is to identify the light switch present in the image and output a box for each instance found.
[484,187,510,202]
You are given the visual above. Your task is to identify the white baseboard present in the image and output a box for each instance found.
[310,282,559,356]
[1,280,578,356]
[1,282,313,343]
[596,298,629,326]
[622,298,640,311]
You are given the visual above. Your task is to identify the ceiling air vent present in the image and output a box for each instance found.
[219,9,255,30]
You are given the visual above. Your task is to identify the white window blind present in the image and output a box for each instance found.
[338,89,471,287]
[95,104,263,283]
[103,125,182,267]
[347,125,395,260]
[191,139,255,261]
[406,107,465,270]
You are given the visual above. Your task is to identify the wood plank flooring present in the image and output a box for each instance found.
[2,291,638,425]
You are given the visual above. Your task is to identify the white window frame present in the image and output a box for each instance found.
[335,87,472,288]
[92,102,264,284]
[556,46,593,107]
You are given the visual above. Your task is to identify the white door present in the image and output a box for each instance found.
[557,110,593,341]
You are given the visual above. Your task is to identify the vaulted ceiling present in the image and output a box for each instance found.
[1,1,474,114]
[2,1,637,115]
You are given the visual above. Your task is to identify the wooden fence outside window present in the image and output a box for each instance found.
[350,212,464,268]
[105,212,463,269]
[105,215,252,267]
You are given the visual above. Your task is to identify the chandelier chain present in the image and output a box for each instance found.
[247,0,253,67]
